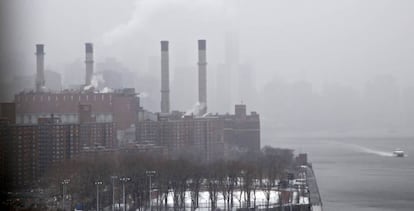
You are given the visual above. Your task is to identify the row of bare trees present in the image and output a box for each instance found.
[40,146,294,210]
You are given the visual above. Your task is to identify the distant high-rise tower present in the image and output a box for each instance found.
[84,43,94,86]
[160,41,170,113]
[35,44,45,92]
[198,40,207,115]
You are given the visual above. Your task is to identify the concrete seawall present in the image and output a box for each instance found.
[306,164,323,211]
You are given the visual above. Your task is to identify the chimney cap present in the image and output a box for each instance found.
[36,44,44,54]
[85,43,93,53]
[198,40,206,50]
[161,40,169,51]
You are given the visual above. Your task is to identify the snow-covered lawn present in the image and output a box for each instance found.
[150,187,309,210]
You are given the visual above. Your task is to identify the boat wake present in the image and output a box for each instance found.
[352,145,394,157]
[335,142,394,157]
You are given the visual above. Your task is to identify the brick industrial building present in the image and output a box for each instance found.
[137,112,226,161]
[137,104,260,161]
[1,40,261,188]
[137,40,260,161]
[14,88,138,133]
[1,43,136,188]
[14,43,139,143]
[0,103,114,188]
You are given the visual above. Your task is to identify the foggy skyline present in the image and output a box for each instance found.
[2,2,414,210]
[2,0,414,89]
[1,0,414,132]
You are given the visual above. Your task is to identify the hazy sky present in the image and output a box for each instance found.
[2,0,414,92]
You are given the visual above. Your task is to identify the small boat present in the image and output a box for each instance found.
[393,149,405,157]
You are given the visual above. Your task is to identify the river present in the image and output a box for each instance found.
[263,134,414,211]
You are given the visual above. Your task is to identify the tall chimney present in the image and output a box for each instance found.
[160,41,170,113]
[85,43,94,86]
[198,40,207,115]
[35,44,45,92]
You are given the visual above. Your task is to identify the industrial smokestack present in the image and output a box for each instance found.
[198,40,207,115]
[35,44,45,92]
[85,43,94,86]
[160,41,170,113]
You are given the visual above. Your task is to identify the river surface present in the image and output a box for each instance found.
[263,134,414,211]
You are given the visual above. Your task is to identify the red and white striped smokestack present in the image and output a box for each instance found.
[198,40,207,115]
[160,41,170,113]
[35,44,45,92]
[85,43,94,86]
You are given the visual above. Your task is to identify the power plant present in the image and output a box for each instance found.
[1,40,260,187]
[136,39,260,161]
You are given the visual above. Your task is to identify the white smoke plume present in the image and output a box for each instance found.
[83,84,93,91]
[101,0,230,45]
[101,87,113,93]
[138,92,149,98]
[184,102,206,116]
[84,73,107,92]
[202,112,211,117]
[91,74,105,89]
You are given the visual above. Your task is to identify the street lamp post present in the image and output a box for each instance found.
[111,176,118,211]
[146,170,156,211]
[120,177,131,211]
[62,179,70,211]
[95,181,103,211]
[287,172,294,211]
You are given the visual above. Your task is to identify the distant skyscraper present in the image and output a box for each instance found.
[225,31,240,67]
[44,70,62,91]
[96,57,133,89]
[215,32,240,113]
[172,65,197,111]
[237,63,258,109]
[63,59,83,89]
[216,64,232,113]
[134,56,160,112]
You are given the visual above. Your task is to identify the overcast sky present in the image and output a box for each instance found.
[2,0,414,92]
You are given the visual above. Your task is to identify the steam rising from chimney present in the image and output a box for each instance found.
[85,43,94,86]
[35,44,45,92]
[198,40,207,115]
[161,40,170,113]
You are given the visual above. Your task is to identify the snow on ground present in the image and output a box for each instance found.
[151,188,309,210]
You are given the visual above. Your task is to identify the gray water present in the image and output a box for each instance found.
[264,135,414,211]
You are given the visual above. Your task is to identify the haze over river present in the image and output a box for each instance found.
[264,132,414,211]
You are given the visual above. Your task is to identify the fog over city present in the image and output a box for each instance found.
[2,1,414,211]
[2,0,414,133]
